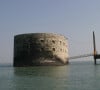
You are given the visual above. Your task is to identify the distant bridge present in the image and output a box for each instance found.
[68,31,100,65]
[69,53,93,60]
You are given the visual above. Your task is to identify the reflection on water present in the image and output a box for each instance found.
[14,66,69,77]
[1,62,100,90]
[13,66,69,90]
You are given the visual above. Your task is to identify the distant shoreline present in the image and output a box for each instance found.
[0,63,12,67]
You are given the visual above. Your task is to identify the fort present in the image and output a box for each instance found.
[14,33,69,66]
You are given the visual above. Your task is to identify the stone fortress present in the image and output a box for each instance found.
[14,33,69,66]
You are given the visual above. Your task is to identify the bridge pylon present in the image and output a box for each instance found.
[68,31,100,65]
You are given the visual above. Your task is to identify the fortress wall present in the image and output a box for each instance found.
[14,33,69,66]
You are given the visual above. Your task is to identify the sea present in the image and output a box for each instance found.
[1,61,100,90]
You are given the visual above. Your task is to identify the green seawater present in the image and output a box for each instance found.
[1,61,100,90]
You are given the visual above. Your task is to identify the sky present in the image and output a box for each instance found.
[0,0,100,64]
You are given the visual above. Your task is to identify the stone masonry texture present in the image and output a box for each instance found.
[14,33,69,66]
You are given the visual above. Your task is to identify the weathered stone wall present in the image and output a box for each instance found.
[14,33,69,66]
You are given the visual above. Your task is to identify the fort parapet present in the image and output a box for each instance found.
[14,33,69,66]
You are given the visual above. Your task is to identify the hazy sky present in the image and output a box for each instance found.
[0,0,100,64]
